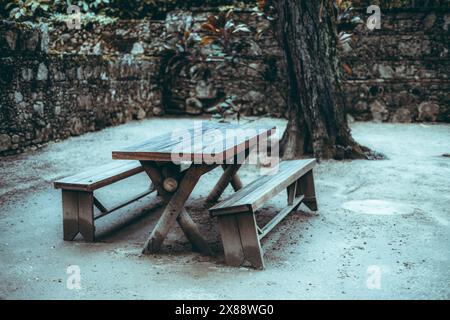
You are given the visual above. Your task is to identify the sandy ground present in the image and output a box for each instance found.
[0,117,449,300]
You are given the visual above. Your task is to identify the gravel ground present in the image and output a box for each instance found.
[0,117,449,300]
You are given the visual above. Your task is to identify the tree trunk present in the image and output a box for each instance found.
[272,0,374,160]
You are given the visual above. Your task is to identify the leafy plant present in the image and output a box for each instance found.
[6,0,52,21]
[200,9,251,56]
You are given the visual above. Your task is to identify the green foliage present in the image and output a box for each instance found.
[6,0,52,21]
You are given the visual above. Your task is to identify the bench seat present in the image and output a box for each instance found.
[54,161,154,242]
[209,159,318,269]
[54,161,145,192]
[210,159,317,216]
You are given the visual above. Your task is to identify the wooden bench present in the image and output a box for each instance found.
[209,159,318,269]
[54,161,154,242]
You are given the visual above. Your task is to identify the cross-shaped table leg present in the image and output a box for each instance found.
[140,161,212,255]
[206,164,243,204]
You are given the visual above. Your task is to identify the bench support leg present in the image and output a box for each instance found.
[218,213,265,270]
[218,215,244,267]
[297,170,318,211]
[62,190,95,242]
[287,181,298,206]
[78,191,95,242]
[62,190,79,241]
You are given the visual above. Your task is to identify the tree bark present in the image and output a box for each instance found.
[272,0,374,160]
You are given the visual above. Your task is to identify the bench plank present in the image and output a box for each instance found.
[54,161,144,192]
[112,124,275,163]
[78,191,94,242]
[210,159,316,216]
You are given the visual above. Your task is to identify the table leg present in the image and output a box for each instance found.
[140,161,168,198]
[229,166,243,191]
[142,164,207,254]
[177,209,213,255]
[206,164,243,204]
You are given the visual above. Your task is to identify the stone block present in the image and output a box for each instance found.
[0,134,12,152]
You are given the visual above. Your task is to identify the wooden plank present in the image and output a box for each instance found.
[237,213,265,270]
[112,124,275,163]
[196,126,275,164]
[93,187,155,220]
[112,123,241,157]
[217,215,245,267]
[287,181,297,205]
[206,164,242,204]
[230,174,243,191]
[113,123,222,161]
[210,160,307,211]
[142,165,205,254]
[77,191,95,242]
[297,170,318,211]
[209,159,316,216]
[62,190,79,241]
[93,196,108,214]
[54,160,144,191]
[95,197,164,222]
[244,160,314,212]
[140,162,216,254]
[258,195,305,240]
[116,125,216,156]
[177,209,213,256]
[140,161,167,197]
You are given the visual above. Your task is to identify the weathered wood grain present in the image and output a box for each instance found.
[237,213,265,270]
[177,209,213,256]
[287,181,297,205]
[54,161,144,192]
[258,195,304,240]
[206,164,242,204]
[210,159,316,216]
[78,191,95,242]
[217,215,245,267]
[112,124,276,163]
[297,170,318,211]
[142,165,205,254]
[62,190,79,241]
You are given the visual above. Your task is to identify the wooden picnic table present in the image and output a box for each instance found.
[112,122,276,255]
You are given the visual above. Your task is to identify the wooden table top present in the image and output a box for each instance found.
[112,122,276,163]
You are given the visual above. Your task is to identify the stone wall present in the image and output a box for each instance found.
[342,8,450,122]
[0,10,287,155]
[46,10,287,117]
[1,6,449,155]
[0,20,161,155]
